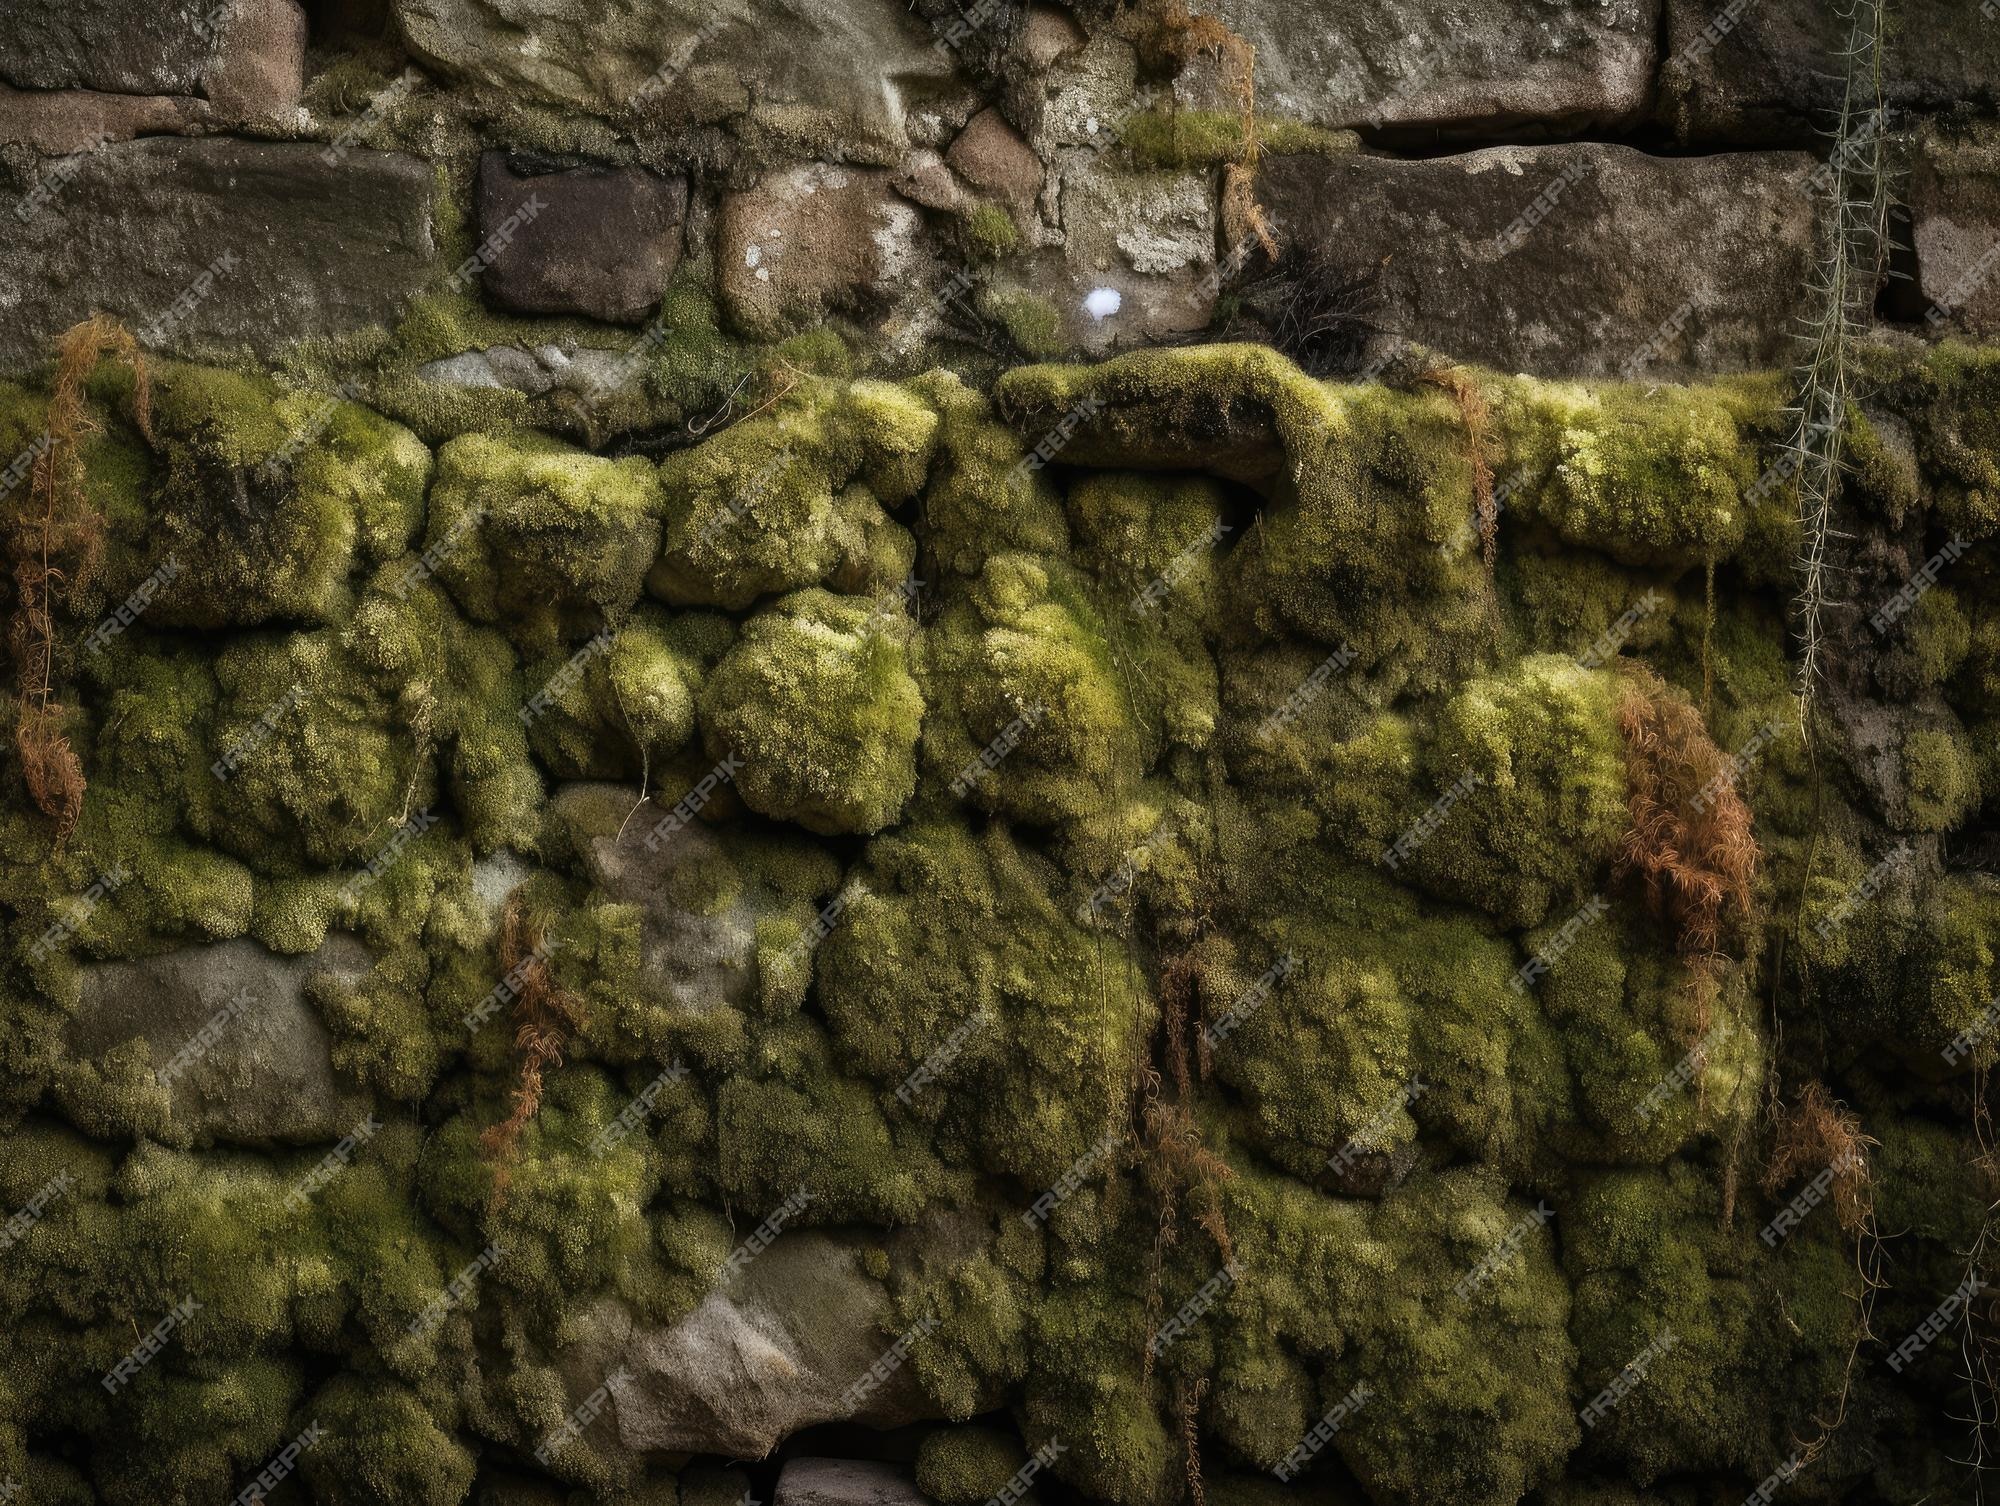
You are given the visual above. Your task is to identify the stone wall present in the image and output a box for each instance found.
[0,0,1996,397]
[0,6,1997,1506]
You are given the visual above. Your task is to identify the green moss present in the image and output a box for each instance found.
[1319,655,1628,928]
[917,1425,1029,1504]
[1562,1163,1858,1487]
[650,380,932,611]
[10,342,2000,1506]
[919,554,1147,827]
[520,606,707,780]
[965,201,1022,258]
[698,588,925,835]
[1899,721,1981,832]
[981,286,1067,362]
[1495,378,1761,571]
[817,819,1150,1185]
[425,430,664,655]
[1881,340,2000,540]
[127,363,430,630]
[1118,112,1359,169]
[301,1376,476,1506]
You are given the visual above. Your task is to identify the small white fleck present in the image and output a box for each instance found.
[1084,287,1121,320]
[745,244,761,268]
[755,267,770,282]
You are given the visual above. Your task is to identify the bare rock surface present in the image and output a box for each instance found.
[0,138,434,369]
[567,1231,935,1457]
[68,934,374,1145]
[1256,142,1816,379]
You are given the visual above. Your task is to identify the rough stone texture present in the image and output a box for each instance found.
[718,162,929,340]
[1256,143,1817,379]
[553,783,772,1015]
[192,0,307,117]
[417,344,631,396]
[1909,128,2000,336]
[946,107,1044,217]
[567,1232,936,1457]
[392,0,967,162]
[1184,0,1658,134]
[1053,160,1217,353]
[1019,34,1138,155]
[892,148,968,214]
[0,138,435,369]
[1020,3,1085,72]
[0,0,303,103]
[0,83,201,154]
[0,0,230,95]
[474,154,688,324]
[1662,0,2000,143]
[776,1461,933,1506]
[67,935,375,1146]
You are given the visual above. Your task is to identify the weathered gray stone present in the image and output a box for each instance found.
[552,783,814,1016]
[1909,128,2000,337]
[472,154,687,324]
[392,0,968,162]
[1180,0,1657,134]
[566,1231,936,1457]
[1661,0,2000,144]
[0,0,303,106]
[1020,3,1085,72]
[194,0,307,117]
[0,138,435,369]
[718,162,930,340]
[417,344,633,396]
[776,1461,933,1506]
[1020,33,1137,154]
[0,0,231,95]
[891,149,968,214]
[1049,160,1216,354]
[1256,143,1817,380]
[68,934,375,1146]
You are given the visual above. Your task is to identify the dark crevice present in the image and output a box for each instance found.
[1875,205,1930,325]
[301,0,393,47]
[1346,118,1771,161]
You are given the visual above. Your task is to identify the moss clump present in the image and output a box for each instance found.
[115,364,430,631]
[1118,111,1359,168]
[1562,1163,1859,1488]
[1320,654,1629,928]
[1898,721,1981,832]
[996,345,1492,684]
[650,380,934,611]
[964,201,1021,258]
[424,431,664,655]
[817,818,1151,1185]
[519,606,716,780]
[1882,340,2000,541]
[1494,378,1766,571]
[921,553,1152,827]
[980,286,1068,362]
[698,588,924,835]
[917,1425,1031,1504]
[301,1377,475,1506]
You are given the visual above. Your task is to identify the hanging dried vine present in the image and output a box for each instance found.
[481,892,584,1191]
[8,315,153,846]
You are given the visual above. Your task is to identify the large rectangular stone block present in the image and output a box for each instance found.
[1257,143,1817,380]
[0,138,435,369]
[1183,0,1658,134]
